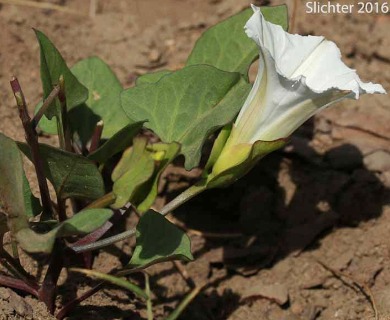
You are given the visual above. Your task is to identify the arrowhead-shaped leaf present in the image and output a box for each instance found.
[35,29,88,119]
[18,143,105,200]
[112,138,155,209]
[128,210,193,268]
[187,6,288,76]
[88,121,145,163]
[121,65,251,170]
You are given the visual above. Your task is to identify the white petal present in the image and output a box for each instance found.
[232,6,386,143]
[245,6,386,97]
[234,44,349,142]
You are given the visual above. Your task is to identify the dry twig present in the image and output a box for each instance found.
[315,259,379,320]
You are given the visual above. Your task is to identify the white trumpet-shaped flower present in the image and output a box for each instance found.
[210,5,386,182]
[233,5,385,144]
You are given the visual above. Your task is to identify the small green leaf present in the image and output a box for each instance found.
[18,143,105,200]
[35,29,88,119]
[88,121,145,163]
[56,208,113,237]
[128,210,193,268]
[112,138,155,209]
[135,142,180,213]
[136,70,172,86]
[121,65,251,169]
[22,175,42,217]
[70,268,148,300]
[187,6,288,76]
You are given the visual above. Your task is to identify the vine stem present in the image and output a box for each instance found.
[0,247,39,290]
[39,242,64,314]
[145,273,153,320]
[72,182,207,253]
[0,274,39,297]
[57,75,72,152]
[10,77,53,219]
[89,120,104,153]
[160,182,206,216]
[31,84,60,129]
[85,192,116,209]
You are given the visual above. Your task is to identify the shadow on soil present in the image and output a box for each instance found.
[165,120,389,319]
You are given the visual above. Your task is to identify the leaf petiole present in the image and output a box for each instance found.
[72,182,207,253]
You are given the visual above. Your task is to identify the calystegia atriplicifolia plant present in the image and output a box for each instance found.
[0,4,385,319]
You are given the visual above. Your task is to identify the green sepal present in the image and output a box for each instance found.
[206,138,288,188]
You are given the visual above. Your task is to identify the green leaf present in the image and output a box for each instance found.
[186,6,288,76]
[128,210,193,268]
[17,208,112,253]
[35,102,101,147]
[18,143,105,200]
[88,121,145,163]
[36,57,131,143]
[22,175,42,217]
[112,138,155,209]
[0,134,110,253]
[135,142,180,213]
[0,133,29,234]
[0,134,50,253]
[35,29,88,119]
[121,65,251,170]
[56,208,113,237]
[71,57,130,139]
[0,133,51,252]
[135,70,172,86]
[70,268,148,300]
[35,101,57,134]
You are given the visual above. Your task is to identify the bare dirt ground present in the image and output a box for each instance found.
[0,0,389,319]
